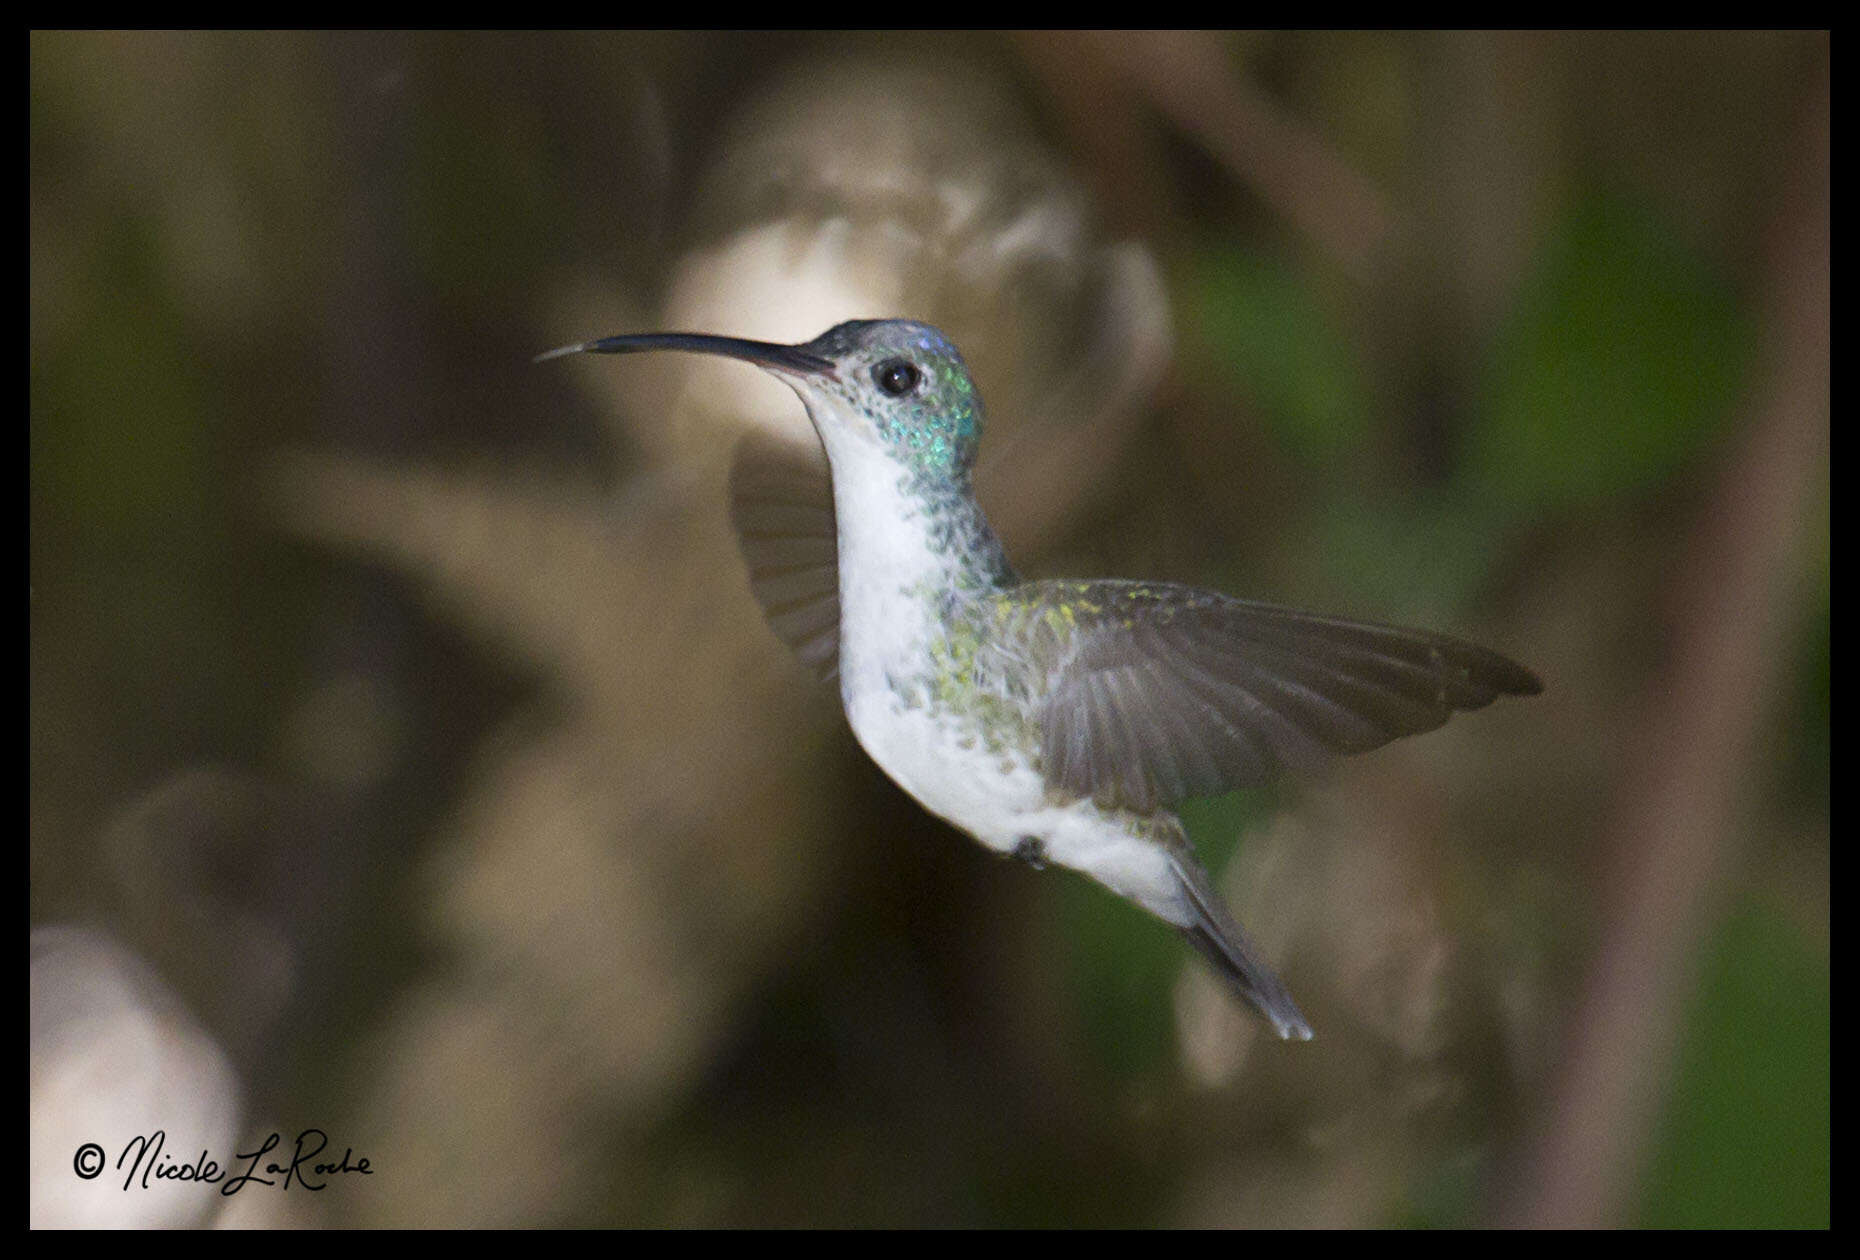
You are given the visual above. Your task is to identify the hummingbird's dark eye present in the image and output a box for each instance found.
[873,359,921,396]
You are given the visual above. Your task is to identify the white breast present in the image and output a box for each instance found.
[801,392,1187,926]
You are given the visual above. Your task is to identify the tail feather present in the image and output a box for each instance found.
[1169,850,1313,1040]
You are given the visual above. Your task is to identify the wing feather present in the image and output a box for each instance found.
[728,432,841,681]
[1017,580,1540,812]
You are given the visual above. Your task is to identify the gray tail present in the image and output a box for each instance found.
[1169,850,1313,1041]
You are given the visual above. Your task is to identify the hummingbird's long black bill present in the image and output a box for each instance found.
[534,332,836,377]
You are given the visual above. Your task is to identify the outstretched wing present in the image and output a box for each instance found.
[728,430,840,680]
[1009,580,1542,814]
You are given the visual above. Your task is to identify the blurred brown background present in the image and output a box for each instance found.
[30,31,1827,1227]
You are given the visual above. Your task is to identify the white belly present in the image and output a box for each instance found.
[842,685,1042,848]
[817,431,1181,923]
[841,685,1185,924]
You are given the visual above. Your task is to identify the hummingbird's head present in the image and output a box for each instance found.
[792,320,983,475]
[536,318,986,477]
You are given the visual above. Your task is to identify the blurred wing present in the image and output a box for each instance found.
[1023,581,1542,813]
[728,431,840,681]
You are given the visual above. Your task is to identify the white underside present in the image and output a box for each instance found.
[805,395,1189,928]
[843,688,1187,925]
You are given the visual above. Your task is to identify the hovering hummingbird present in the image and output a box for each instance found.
[539,319,1540,1039]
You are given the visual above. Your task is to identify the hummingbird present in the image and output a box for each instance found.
[539,319,1541,1040]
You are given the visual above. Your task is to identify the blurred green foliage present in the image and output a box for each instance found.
[1185,246,1372,466]
[1474,193,1750,509]
[32,220,213,550]
[1638,897,1831,1227]
[1058,876,1183,1079]
[404,91,567,310]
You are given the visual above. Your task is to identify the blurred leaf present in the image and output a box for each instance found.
[31,217,211,549]
[1183,246,1373,464]
[1636,897,1830,1228]
[1473,194,1749,509]
[1057,875,1178,1079]
[405,85,566,311]
[1774,513,1829,815]
[1395,1145,1484,1228]
[1177,788,1278,874]
[1293,490,1514,620]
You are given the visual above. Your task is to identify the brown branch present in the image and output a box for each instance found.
[1496,43,1829,1228]
[1080,31,1391,276]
